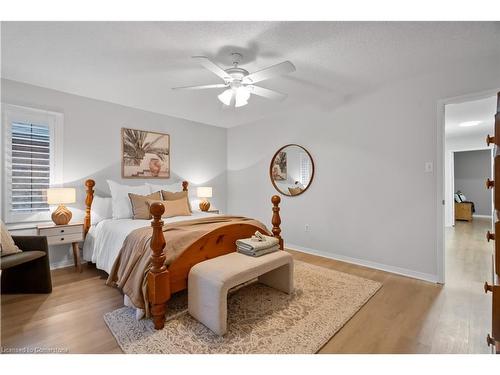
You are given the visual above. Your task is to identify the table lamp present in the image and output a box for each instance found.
[197,187,212,212]
[46,188,76,225]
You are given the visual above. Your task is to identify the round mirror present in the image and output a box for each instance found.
[270,144,314,196]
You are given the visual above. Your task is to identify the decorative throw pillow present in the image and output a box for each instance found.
[288,187,303,196]
[161,190,192,212]
[90,195,113,225]
[147,182,182,194]
[148,198,191,219]
[128,191,162,220]
[107,180,150,219]
[0,220,21,257]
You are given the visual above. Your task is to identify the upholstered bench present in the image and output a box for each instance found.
[188,251,293,335]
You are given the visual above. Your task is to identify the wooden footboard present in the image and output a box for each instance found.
[148,202,170,330]
[167,223,270,294]
[148,195,283,329]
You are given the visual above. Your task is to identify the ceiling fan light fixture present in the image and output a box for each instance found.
[235,87,250,108]
[218,89,233,106]
[176,53,296,108]
[459,120,481,127]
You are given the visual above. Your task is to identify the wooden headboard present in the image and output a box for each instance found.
[83,179,189,236]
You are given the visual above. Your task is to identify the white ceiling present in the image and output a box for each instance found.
[2,21,500,128]
[445,96,497,138]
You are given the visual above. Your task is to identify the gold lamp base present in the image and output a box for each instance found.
[199,200,211,212]
[51,204,72,225]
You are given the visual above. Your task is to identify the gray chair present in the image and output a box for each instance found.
[1,236,52,294]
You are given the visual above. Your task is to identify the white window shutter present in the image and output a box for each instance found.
[2,104,63,224]
[9,122,51,212]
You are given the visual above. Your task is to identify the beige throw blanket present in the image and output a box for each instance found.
[107,216,269,315]
[236,233,279,251]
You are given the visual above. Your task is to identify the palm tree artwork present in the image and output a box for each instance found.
[122,128,170,178]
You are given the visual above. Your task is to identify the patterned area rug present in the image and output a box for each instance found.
[104,260,381,353]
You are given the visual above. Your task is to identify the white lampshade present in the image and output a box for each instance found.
[218,89,233,106]
[218,87,250,108]
[235,87,250,108]
[197,187,213,198]
[46,188,76,205]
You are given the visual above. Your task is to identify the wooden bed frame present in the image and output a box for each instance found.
[83,179,283,329]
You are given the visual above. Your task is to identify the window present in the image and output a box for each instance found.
[2,104,63,223]
[299,152,311,186]
[11,122,51,213]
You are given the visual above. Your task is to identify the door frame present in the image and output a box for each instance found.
[436,89,498,284]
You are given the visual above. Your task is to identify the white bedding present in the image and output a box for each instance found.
[83,211,219,274]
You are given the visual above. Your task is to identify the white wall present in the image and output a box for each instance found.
[454,150,492,216]
[227,57,500,282]
[1,79,227,269]
[444,132,493,226]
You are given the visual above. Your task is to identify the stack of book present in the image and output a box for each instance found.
[236,231,280,257]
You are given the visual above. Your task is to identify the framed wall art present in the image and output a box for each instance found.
[121,127,170,178]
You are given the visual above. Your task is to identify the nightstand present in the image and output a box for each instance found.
[37,222,84,272]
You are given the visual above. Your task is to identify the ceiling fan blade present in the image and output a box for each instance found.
[172,83,228,90]
[243,61,296,84]
[193,56,231,81]
[248,85,288,101]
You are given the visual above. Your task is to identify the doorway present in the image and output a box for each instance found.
[442,95,496,284]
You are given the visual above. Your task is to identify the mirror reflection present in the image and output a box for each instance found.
[270,144,314,196]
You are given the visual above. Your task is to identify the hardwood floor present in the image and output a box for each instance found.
[0,218,492,353]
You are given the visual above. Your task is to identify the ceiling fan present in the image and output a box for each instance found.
[172,52,296,108]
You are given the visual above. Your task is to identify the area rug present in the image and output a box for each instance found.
[104,260,381,353]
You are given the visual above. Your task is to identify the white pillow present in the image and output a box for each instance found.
[107,180,150,219]
[147,182,183,194]
[90,195,113,225]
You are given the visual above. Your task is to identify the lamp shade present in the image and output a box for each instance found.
[218,89,233,106]
[235,87,250,107]
[197,187,213,198]
[46,188,76,205]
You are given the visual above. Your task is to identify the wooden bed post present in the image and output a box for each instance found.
[84,179,95,237]
[271,195,284,249]
[182,180,189,191]
[148,202,171,330]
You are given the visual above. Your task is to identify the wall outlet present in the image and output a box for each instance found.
[424,161,433,173]
[305,224,311,232]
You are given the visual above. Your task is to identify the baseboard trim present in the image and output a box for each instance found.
[50,259,87,270]
[286,243,439,283]
[473,214,492,219]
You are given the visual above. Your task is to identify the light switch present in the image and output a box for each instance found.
[425,162,433,173]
